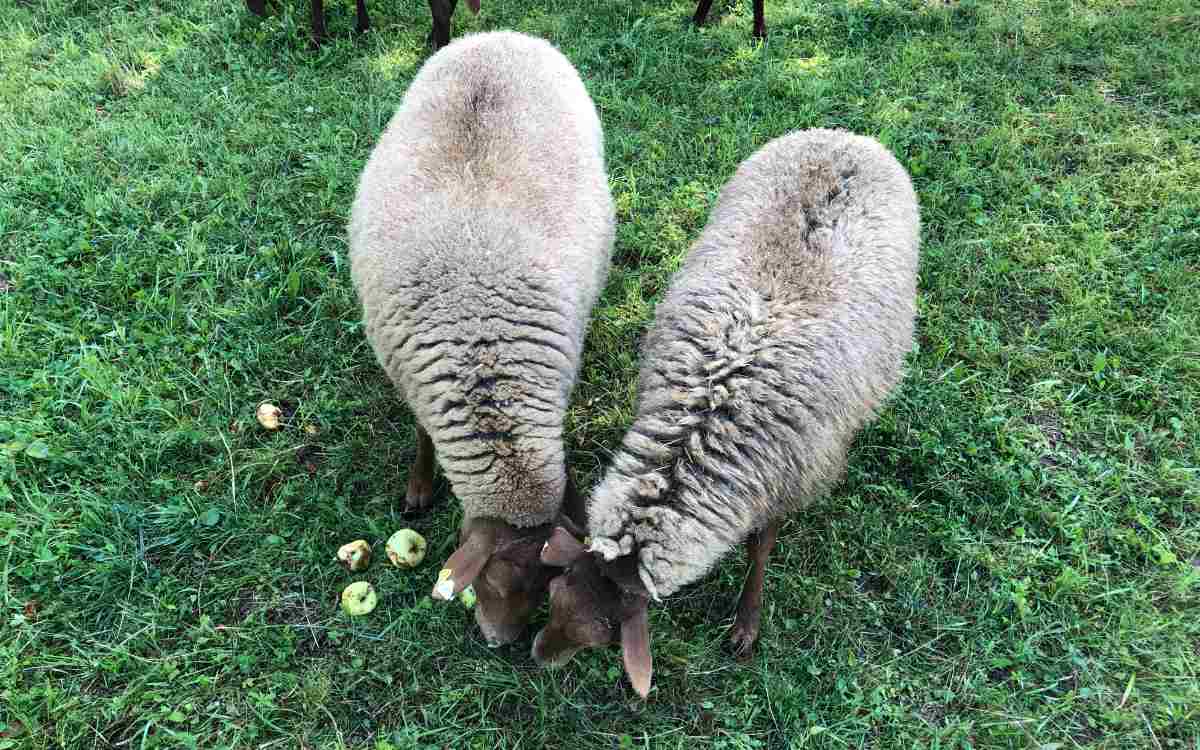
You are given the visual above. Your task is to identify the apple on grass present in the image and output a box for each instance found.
[340,581,377,616]
[337,540,371,572]
[386,529,427,568]
[256,403,282,430]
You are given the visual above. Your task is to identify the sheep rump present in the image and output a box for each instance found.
[348,31,615,528]
[586,128,920,599]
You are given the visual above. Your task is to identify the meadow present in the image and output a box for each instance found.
[1,0,1198,746]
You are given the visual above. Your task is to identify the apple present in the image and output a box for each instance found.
[256,403,282,430]
[386,529,427,568]
[337,540,371,572]
[340,581,377,616]
[458,585,477,609]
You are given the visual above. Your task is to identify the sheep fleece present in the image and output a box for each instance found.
[348,32,615,528]
[588,129,920,599]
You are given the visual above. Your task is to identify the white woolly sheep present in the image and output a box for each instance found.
[532,128,920,697]
[348,31,615,646]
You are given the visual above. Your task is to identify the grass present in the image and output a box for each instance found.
[1,0,1198,746]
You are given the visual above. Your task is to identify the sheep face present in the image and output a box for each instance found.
[533,527,654,697]
[431,518,556,647]
[533,556,619,664]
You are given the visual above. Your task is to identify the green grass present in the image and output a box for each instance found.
[2,0,1198,746]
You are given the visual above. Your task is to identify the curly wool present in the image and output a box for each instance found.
[349,32,615,528]
[587,129,920,599]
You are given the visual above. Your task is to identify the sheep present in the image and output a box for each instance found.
[348,31,615,646]
[692,0,766,39]
[531,128,920,697]
[244,0,477,48]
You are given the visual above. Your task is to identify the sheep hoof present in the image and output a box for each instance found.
[404,476,435,513]
[727,620,760,661]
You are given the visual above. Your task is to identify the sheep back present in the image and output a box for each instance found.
[588,129,919,598]
[349,32,615,528]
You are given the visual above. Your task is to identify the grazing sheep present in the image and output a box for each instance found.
[692,0,766,39]
[532,128,920,697]
[348,31,615,645]
[245,0,478,48]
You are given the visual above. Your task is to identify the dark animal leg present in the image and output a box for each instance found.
[427,0,458,50]
[562,467,588,531]
[752,0,766,39]
[310,0,327,46]
[728,520,780,660]
[693,0,715,26]
[355,0,370,33]
[405,423,438,512]
[246,0,268,16]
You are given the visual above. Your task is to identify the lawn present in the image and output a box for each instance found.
[1,0,1198,746]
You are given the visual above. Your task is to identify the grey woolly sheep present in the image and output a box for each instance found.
[532,128,920,697]
[348,31,615,646]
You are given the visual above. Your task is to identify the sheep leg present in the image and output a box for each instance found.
[728,520,779,660]
[310,0,327,46]
[427,0,458,50]
[246,0,268,17]
[562,468,587,531]
[692,0,715,26]
[354,0,370,34]
[404,423,437,512]
[751,0,766,39]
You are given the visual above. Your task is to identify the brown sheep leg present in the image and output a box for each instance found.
[562,468,587,531]
[355,0,370,34]
[693,0,766,38]
[404,423,437,512]
[310,0,327,46]
[752,0,766,39]
[427,0,459,49]
[728,520,780,659]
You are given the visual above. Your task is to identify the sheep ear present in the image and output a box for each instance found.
[432,525,496,600]
[620,602,652,699]
[541,526,587,567]
[466,0,480,13]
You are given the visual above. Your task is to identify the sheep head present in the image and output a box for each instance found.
[532,527,654,698]
[431,516,575,647]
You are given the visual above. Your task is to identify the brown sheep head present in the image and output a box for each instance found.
[431,516,580,647]
[531,527,654,698]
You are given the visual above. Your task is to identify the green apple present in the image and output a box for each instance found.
[337,540,371,572]
[386,529,427,568]
[340,581,377,616]
[458,585,477,609]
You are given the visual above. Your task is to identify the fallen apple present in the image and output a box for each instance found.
[256,402,282,430]
[340,581,377,616]
[337,540,371,572]
[458,585,477,609]
[386,529,427,568]
[433,567,455,601]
